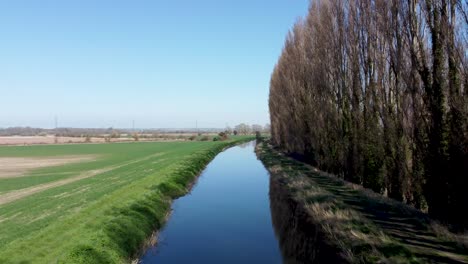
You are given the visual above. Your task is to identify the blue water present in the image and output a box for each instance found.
[139,141,282,263]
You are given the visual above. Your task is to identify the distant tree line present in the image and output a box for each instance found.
[229,123,270,135]
[269,0,467,229]
[0,127,122,137]
[0,127,258,137]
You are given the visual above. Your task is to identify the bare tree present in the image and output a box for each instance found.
[251,124,263,133]
[269,0,468,228]
[234,123,251,135]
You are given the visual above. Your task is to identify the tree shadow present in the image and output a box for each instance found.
[258,142,468,264]
[302,165,468,263]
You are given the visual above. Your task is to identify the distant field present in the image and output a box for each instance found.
[0,134,212,145]
[0,137,252,263]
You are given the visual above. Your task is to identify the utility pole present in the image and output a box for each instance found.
[196,120,198,134]
[54,115,58,144]
[132,120,135,132]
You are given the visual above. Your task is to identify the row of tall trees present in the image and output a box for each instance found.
[269,0,467,228]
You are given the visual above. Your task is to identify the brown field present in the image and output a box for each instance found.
[0,135,203,146]
[0,136,86,145]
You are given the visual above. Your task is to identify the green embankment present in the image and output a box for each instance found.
[257,141,468,264]
[0,136,253,263]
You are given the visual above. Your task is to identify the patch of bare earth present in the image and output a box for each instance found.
[0,136,85,145]
[0,167,110,206]
[0,156,97,179]
[0,136,191,146]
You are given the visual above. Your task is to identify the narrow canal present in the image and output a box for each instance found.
[139,141,283,263]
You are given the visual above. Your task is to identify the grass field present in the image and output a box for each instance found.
[0,136,252,263]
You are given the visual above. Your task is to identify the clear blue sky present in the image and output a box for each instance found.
[0,0,308,129]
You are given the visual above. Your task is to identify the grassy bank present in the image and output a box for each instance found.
[0,136,253,263]
[257,141,468,263]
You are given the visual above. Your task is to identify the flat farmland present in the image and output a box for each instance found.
[0,137,251,263]
[0,135,192,146]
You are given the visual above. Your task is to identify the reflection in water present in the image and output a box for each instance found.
[139,140,344,263]
[236,141,251,149]
[269,178,346,264]
[139,141,282,264]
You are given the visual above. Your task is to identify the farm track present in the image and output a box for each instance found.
[0,152,165,206]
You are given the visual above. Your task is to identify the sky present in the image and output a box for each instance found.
[0,0,308,129]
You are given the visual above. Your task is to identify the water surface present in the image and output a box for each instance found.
[140,141,283,263]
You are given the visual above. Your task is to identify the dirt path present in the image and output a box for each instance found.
[257,142,468,264]
[0,153,165,206]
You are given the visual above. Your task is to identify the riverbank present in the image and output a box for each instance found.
[256,141,468,263]
[0,137,254,263]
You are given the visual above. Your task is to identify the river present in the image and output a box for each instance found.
[139,141,284,263]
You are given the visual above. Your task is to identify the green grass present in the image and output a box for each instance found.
[256,140,468,264]
[0,136,253,263]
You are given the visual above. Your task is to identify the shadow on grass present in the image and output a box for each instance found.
[309,174,468,263]
[269,178,348,263]
[258,141,468,264]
